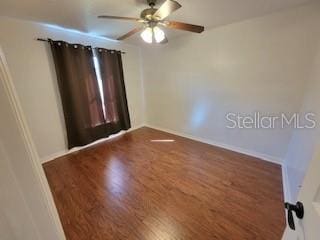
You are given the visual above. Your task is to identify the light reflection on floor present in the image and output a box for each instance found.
[150,139,175,143]
[144,212,181,240]
[106,158,126,197]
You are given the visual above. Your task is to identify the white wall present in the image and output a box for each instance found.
[141,2,320,164]
[0,17,145,161]
[284,34,320,202]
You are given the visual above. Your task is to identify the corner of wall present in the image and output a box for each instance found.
[138,46,148,125]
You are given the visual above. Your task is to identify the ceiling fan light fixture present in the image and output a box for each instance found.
[141,26,166,44]
[141,27,153,43]
[153,26,165,43]
[100,0,204,43]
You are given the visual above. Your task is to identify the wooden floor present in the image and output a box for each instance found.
[44,127,285,240]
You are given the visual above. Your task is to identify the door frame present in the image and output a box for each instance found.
[0,46,65,240]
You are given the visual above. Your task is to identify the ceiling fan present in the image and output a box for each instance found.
[98,0,205,44]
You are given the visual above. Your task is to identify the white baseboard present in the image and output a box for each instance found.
[42,123,284,166]
[41,124,145,164]
[41,150,69,164]
[145,124,283,165]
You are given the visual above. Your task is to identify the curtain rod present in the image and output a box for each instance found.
[36,38,126,54]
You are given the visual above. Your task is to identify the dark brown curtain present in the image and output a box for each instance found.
[95,48,131,130]
[50,40,131,149]
[50,40,106,148]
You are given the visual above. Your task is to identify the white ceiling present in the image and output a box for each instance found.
[0,0,315,44]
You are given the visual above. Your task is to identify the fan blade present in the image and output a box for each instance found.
[117,27,143,40]
[165,21,204,33]
[153,0,182,20]
[98,15,140,21]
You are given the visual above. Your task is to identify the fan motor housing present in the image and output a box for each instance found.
[140,8,158,20]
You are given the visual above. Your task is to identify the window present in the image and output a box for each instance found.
[93,55,106,120]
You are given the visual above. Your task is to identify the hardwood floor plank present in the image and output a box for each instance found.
[43,127,285,240]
